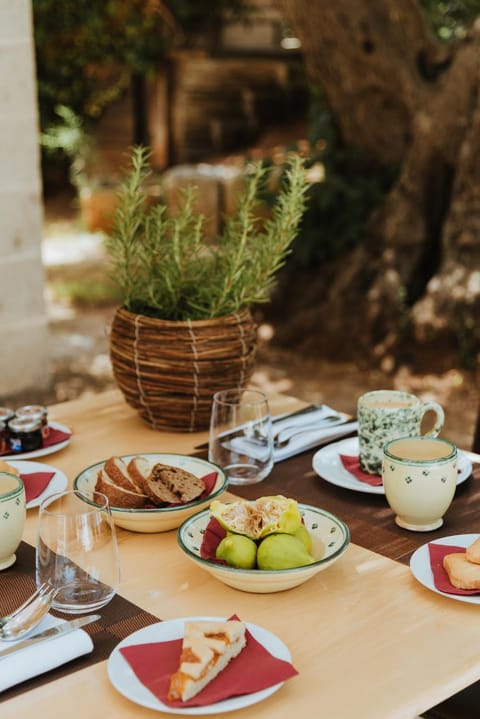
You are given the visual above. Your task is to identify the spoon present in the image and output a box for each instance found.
[0,583,56,641]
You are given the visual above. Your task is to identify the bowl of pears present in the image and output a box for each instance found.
[176,495,350,593]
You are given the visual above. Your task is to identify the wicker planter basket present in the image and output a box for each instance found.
[109,307,257,431]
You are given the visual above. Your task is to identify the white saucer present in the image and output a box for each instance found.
[1,421,72,460]
[312,436,472,495]
[7,460,68,509]
[108,616,291,715]
[410,534,480,605]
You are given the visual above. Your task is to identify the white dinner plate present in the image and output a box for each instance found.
[312,436,472,495]
[1,421,72,460]
[7,460,68,509]
[108,616,292,715]
[410,534,480,605]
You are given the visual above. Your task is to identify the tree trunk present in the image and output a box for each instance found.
[274,0,480,369]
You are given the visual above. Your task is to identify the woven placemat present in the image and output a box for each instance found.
[0,542,160,702]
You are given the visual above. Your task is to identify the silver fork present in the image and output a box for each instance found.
[0,582,56,641]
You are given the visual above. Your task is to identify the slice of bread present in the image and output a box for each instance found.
[104,456,140,493]
[127,456,152,493]
[143,463,205,505]
[443,552,480,589]
[94,468,148,509]
[466,537,480,564]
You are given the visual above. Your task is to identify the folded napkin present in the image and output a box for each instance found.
[120,616,298,707]
[229,406,358,462]
[428,543,480,596]
[21,471,55,503]
[339,455,383,487]
[0,614,94,692]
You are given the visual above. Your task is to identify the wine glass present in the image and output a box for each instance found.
[35,490,120,614]
[209,388,273,486]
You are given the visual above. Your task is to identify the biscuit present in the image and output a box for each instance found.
[443,552,480,590]
[465,537,480,564]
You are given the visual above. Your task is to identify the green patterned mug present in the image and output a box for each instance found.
[358,390,444,475]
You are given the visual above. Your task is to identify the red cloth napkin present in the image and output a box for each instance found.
[42,426,71,448]
[200,517,227,563]
[21,471,55,503]
[428,543,480,596]
[339,455,383,486]
[120,616,298,707]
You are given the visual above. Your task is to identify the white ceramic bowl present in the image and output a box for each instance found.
[73,453,228,533]
[177,503,350,593]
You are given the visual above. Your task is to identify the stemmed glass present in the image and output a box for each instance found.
[209,388,273,486]
[35,490,120,614]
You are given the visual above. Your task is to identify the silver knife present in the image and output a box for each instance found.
[0,614,100,659]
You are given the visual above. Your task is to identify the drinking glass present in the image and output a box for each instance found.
[209,388,273,486]
[35,490,120,614]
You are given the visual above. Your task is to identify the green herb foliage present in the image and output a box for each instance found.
[105,147,308,320]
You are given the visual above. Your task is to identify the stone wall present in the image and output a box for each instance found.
[0,0,49,396]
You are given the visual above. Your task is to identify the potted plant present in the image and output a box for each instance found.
[105,146,308,431]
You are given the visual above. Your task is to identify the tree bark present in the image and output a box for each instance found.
[274,0,480,368]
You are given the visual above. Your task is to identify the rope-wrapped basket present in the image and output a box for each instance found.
[109,307,257,431]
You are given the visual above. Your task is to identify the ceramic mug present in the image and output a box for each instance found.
[0,471,26,570]
[357,389,444,475]
[382,436,457,532]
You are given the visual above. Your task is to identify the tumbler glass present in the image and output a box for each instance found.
[36,490,119,614]
[209,388,273,486]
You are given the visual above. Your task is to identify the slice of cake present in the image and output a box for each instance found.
[167,620,246,702]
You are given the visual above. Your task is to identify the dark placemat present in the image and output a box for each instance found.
[0,542,160,702]
[199,446,480,565]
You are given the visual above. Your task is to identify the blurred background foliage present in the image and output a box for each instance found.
[34,0,480,271]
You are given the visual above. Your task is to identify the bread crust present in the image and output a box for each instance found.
[143,463,205,505]
[443,552,480,589]
[104,457,139,493]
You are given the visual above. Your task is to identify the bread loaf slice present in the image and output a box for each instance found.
[465,537,480,565]
[443,552,480,589]
[104,456,141,493]
[95,468,148,509]
[127,456,152,493]
[143,463,205,505]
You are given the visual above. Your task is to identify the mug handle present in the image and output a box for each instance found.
[420,401,445,437]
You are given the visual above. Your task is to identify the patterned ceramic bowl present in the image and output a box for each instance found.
[177,503,350,593]
[74,453,228,533]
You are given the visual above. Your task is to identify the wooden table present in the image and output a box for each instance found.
[3,389,480,719]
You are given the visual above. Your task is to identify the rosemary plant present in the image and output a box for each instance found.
[105,146,308,321]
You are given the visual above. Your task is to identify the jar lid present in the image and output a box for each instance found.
[16,405,47,419]
[9,417,43,432]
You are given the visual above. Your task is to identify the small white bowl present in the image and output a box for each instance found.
[177,503,350,593]
[74,453,228,533]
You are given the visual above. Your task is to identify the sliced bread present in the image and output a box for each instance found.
[104,456,140,493]
[127,456,153,493]
[95,468,148,509]
[143,463,205,505]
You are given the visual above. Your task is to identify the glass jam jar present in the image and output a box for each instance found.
[8,417,43,453]
[0,407,15,425]
[15,405,49,440]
